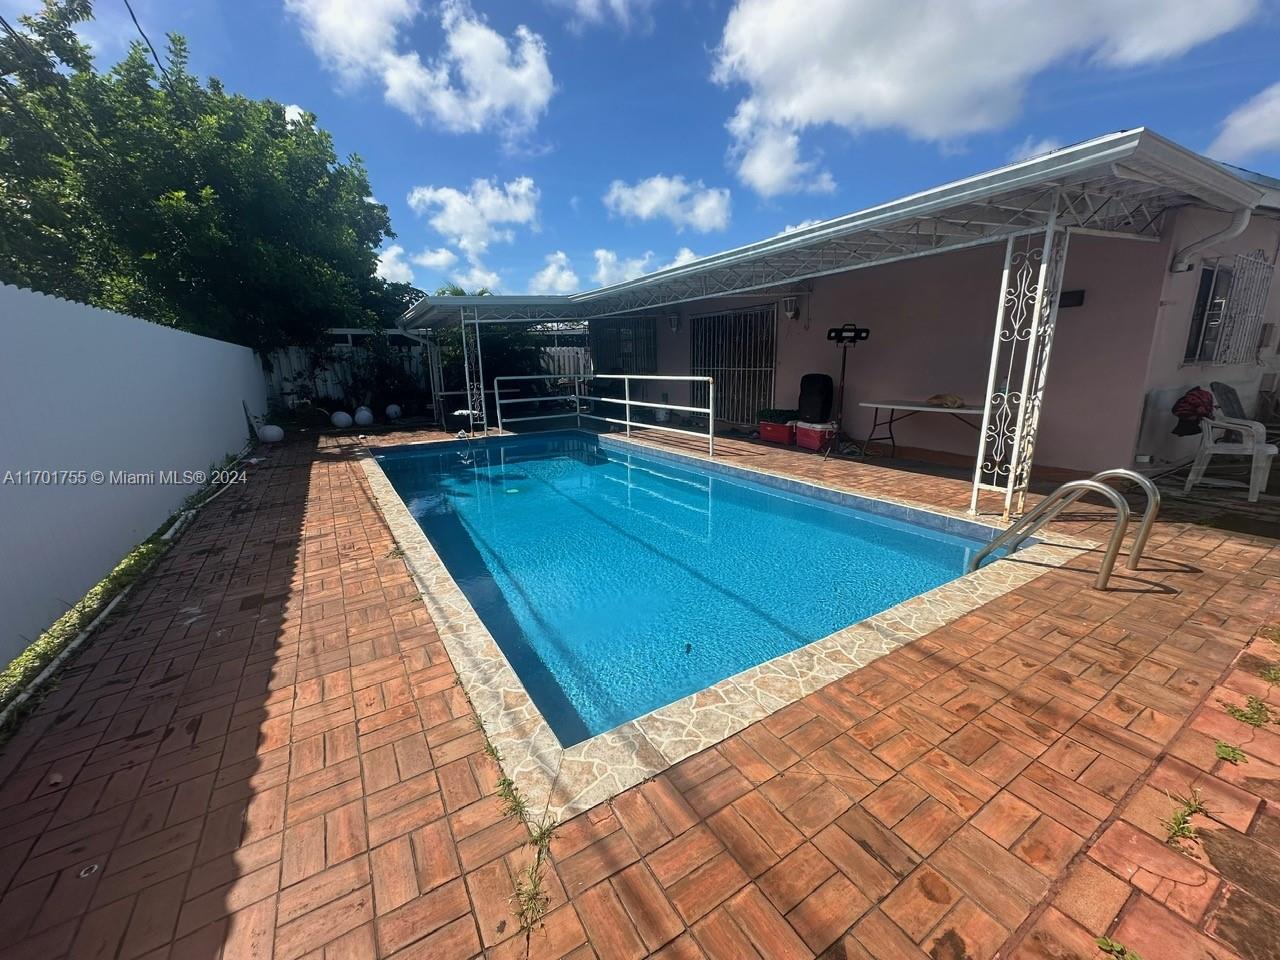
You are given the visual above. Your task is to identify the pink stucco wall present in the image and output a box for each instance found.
[1134,208,1280,463]
[656,232,1168,472]
[649,207,1279,473]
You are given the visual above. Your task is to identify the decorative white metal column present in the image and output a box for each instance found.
[970,196,1071,519]
[459,309,487,434]
[425,332,445,425]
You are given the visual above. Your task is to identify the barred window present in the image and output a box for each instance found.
[1184,251,1275,365]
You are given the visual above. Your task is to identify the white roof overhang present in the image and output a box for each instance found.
[400,128,1264,328]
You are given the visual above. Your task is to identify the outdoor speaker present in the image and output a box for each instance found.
[798,374,834,422]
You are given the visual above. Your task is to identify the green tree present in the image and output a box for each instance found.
[434,283,492,296]
[0,1,420,352]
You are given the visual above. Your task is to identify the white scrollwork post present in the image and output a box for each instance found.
[460,309,487,434]
[970,192,1070,519]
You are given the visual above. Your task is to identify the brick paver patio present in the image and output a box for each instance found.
[1,429,1278,960]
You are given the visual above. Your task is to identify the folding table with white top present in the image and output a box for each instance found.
[859,400,984,457]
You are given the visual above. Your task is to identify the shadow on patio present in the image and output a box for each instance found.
[1,425,1279,960]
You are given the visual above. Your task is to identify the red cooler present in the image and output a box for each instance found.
[795,421,837,451]
[758,420,796,445]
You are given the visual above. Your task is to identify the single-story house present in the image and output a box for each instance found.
[400,128,1280,516]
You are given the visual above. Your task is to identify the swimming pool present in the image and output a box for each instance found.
[376,432,996,746]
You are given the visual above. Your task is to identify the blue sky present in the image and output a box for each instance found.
[9,0,1280,294]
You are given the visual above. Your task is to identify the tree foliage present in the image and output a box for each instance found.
[0,1,421,351]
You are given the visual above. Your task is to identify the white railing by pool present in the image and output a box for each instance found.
[493,373,716,455]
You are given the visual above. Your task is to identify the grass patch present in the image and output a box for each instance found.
[1221,696,1273,728]
[1095,937,1142,960]
[1215,741,1248,765]
[1161,788,1208,847]
[1259,625,1280,645]
[1260,664,1280,685]
[0,536,166,727]
[0,447,250,740]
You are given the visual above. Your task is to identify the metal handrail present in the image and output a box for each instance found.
[967,479,1131,589]
[989,469,1159,570]
[1090,469,1160,569]
[493,373,716,455]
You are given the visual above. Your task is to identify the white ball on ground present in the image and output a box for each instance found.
[330,411,353,428]
[354,407,374,426]
[385,404,402,421]
[257,424,284,443]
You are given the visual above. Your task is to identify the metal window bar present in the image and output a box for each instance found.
[689,304,777,425]
[1215,251,1275,365]
[494,373,715,455]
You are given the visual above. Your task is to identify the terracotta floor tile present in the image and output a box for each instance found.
[922,898,1007,960]
[881,865,958,942]
[1,432,1278,960]
[1052,859,1133,934]
[785,872,871,954]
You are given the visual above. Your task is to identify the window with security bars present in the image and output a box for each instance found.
[690,304,777,424]
[588,317,657,373]
[1184,251,1275,365]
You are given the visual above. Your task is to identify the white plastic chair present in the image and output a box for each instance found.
[1184,412,1278,502]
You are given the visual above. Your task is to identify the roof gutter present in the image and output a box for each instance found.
[1170,206,1253,272]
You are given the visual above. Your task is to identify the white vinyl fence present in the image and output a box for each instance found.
[0,285,267,666]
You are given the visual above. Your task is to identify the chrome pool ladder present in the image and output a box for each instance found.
[967,468,1160,590]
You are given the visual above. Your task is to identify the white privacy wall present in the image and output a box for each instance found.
[0,285,268,665]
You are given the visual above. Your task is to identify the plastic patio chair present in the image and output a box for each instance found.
[1211,381,1280,443]
[1184,398,1278,502]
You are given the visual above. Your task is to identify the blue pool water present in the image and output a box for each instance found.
[376,432,989,746]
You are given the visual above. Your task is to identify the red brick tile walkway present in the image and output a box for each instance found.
[0,430,1278,959]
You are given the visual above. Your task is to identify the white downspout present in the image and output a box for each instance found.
[1170,207,1252,272]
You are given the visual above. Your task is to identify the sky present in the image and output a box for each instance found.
[7,0,1280,295]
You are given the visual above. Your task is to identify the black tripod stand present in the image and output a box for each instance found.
[823,323,871,460]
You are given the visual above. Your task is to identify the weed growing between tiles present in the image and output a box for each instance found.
[1095,936,1143,960]
[1259,664,1280,685]
[1214,741,1248,764]
[1220,695,1273,727]
[456,679,559,949]
[1161,788,1208,848]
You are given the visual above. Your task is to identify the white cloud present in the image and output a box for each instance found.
[1009,135,1063,162]
[714,0,1259,195]
[452,261,501,291]
[1208,81,1280,162]
[406,175,541,294]
[407,176,540,258]
[528,251,580,294]
[780,218,822,235]
[376,244,416,283]
[410,247,459,270]
[283,104,307,124]
[603,175,731,232]
[664,247,698,269]
[593,249,653,285]
[286,0,553,138]
[592,247,699,286]
[549,0,654,30]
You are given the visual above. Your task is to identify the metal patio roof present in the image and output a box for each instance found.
[400,127,1266,328]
